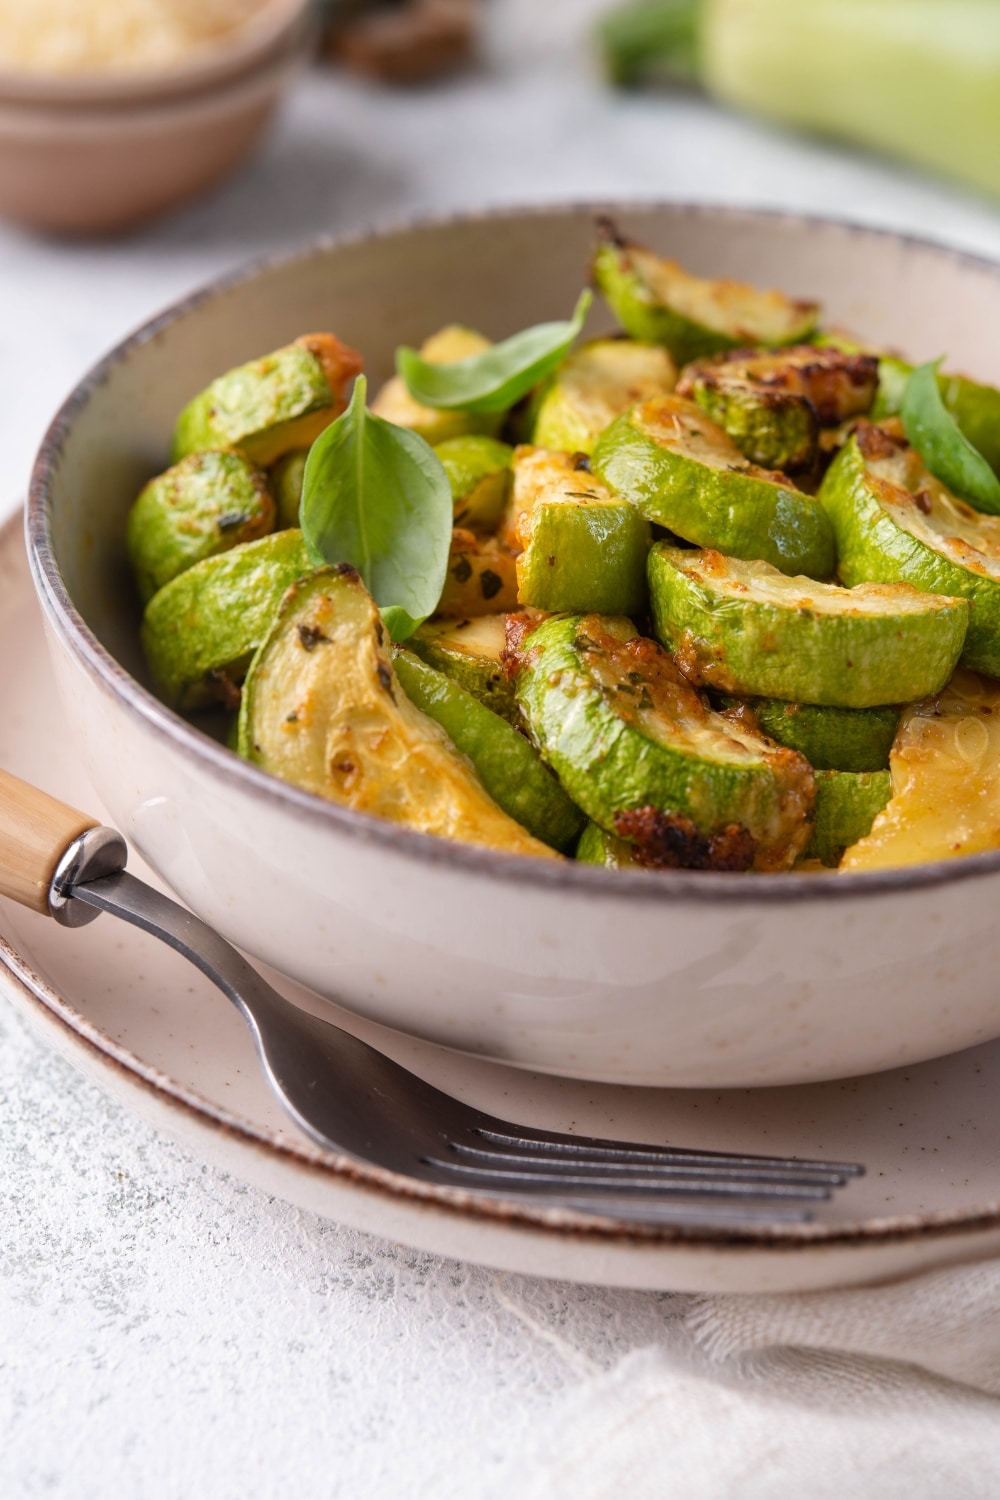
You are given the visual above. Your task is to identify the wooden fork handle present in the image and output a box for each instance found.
[0,769,99,914]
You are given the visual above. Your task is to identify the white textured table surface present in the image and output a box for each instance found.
[5,6,1000,1494]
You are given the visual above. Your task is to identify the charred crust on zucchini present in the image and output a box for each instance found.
[613,807,756,872]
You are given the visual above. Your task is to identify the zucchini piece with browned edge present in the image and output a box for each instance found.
[532,338,677,454]
[142,529,313,712]
[502,447,650,615]
[409,614,516,720]
[372,327,504,446]
[820,424,1000,676]
[239,566,555,859]
[436,529,519,617]
[717,697,899,773]
[393,650,584,852]
[515,613,815,872]
[127,449,275,604]
[435,435,513,531]
[802,770,891,867]
[591,218,819,365]
[592,395,835,579]
[172,334,363,467]
[648,544,967,708]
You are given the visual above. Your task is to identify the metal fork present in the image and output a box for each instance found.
[0,771,863,1226]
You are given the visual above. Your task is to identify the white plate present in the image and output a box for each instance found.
[4,511,1000,1292]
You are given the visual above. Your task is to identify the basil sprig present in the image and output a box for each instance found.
[396,291,593,413]
[902,359,1000,515]
[300,376,453,641]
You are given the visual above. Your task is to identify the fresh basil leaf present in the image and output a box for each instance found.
[902,359,1000,515]
[300,376,452,641]
[396,291,593,414]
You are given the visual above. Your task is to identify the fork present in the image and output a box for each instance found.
[0,770,863,1226]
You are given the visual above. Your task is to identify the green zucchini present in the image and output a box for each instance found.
[591,218,819,365]
[591,395,835,578]
[436,529,519,617]
[371,326,503,446]
[270,448,308,530]
[820,424,1000,676]
[575,821,640,868]
[409,614,516,720]
[435,435,514,532]
[239,566,554,859]
[515,613,815,871]
[172,334,362,468]
[676,345,878,473]
[127,449,275,604]
[648,544,967,708]
[872,357,1000,476]
[802,769,891,867]
[532,338,677,454]
[502,447,650,615]
[142,529,313,711]
[716,697,899,773]
[393,650,584,852]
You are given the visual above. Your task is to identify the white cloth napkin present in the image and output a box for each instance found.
[491,1259,1000,1498]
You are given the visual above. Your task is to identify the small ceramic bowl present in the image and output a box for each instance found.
[0,8,313,235]
[27,204,1000,1088]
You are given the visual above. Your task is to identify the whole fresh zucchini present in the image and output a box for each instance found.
[591,395,835,578]
[393,650,585,851]
[592,219,819,365]
[841,670,1000,870]
[239,566,555,860]
[515,612,815,871]
[820,424,1000,676]
[502,447,650,615]
[532,338,677,454]
[173,334,363,468]
[648,544,967,708]
[599,0,1000,203]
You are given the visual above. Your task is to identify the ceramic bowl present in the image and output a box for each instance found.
[0,11,312,235]
[27,203,1000,1088]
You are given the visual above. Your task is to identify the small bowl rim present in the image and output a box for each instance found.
[28,199,1000,908]
[0,0,309,108]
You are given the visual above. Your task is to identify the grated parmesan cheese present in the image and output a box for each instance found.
[0,0,275,75]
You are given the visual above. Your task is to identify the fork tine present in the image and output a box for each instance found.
[443,1144,852,1187]
[420,1158,835,1200]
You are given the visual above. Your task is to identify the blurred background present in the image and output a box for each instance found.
[3,0,1000,497]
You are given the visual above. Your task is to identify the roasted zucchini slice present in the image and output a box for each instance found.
[270,447,309,530]
[501,447,650,615]
[873,357,1000,475]
[842,671,1000,871]
[802,770,891,867]
[592,395,835,579]
[142,529,313,711]
[820,423,1000,676]
[591,218,819,366]
[127,449,275,604]
[371,326,503,445]
[435,435,514,532]
[239,566,555,859]
[532,338,677,454]
[575,821,640,868]
[172,334,362,468]
[409,614,516,720]
[716,697,899,774]
[436,529,519,617]
[515,613,815,872]
[676,345,879,472]
[648,545,967,708]
[393,650,584,851]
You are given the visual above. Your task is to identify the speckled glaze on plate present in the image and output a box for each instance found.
[26,204,1000,1086]
[4,513,1000,1292]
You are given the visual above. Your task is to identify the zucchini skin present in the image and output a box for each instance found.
[435,435,514,532]
[648,544,968,709]
[393,651,585,852]
[575,821,640,868]
[803,770,891,868]
[515,613,815,872]
[141,529,314,711]
[717,697,899,774]
[820,431,1000,677]
[409,616,517,721]
[592,398,835,579]
[532,338,677,455]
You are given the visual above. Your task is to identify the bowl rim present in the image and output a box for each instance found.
[28,198,1000,907]
[0,0,309,108]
